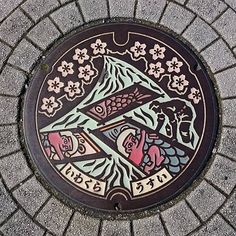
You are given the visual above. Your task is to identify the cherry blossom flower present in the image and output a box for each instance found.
[41,96,59,114]
[78,65,95,84]
[149,44,166,60]
[57,61,74,77]
[166,57,183,73]
[64,81,82,98]
[130,41,146,58]
[148,62,165,78]
[90,39,107,55]
[73,48,89,64]
[47,77,64,94]
[170,75,189,94]
[188,87,201,104]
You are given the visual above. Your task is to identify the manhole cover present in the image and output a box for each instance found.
[24,23,218,213]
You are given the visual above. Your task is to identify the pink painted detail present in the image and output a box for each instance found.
[48,132,65,160]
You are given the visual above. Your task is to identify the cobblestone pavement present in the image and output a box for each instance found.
[0,0,236,235]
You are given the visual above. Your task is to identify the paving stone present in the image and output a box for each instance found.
[224,0,236,11]
[201,39,236,73]
[0,125,20,157]
[161,201,200,236]
[0,0,23,22]
[186,180,226,221]
[218,127,236,161]
[78,0,108,22]
[187,0,227,24]
[213,9,236,48]
[0,180,17,224]
[191,214,235,236]
[101,220,130,236]
[21,0,59,22]
[136,0,166,22]
[175,0,186,4]
[161,2,194,34]
[50,2,83,34]
[182,17,218,51]
[0,65,26,96]
[206,154,236,195]
[13,176,50,216]
[45,233,53,236]
[0,152,32,189]
[109,0,135,18]
[220,190,236,227]
[215,66,236,98]
[133,214,165,236]
[60,0,71,3]
[0,210,44,236]
[27,18,61,50]
[222,99,236,127]
[65,212,100,236]
[0,9,32,47]
[36,197,72,236]
[0,41,11,69]
[0,97,18,124]
[8,39,41,72]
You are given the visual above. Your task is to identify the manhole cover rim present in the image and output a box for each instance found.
[23,22,219,215]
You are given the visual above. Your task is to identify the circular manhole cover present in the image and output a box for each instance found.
[24,23,218,213]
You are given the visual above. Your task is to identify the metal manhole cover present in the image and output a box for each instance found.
[24,23,218,213]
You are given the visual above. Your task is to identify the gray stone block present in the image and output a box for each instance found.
[101,220,131,236]
[13,176,50,216]
[60,0,71,3]
[0,125,20,157]
[222,99,236,127]
[0,210,44,236]
[8,39,41,72]
[109,0,135,18]
[182,17,218,51]
[225,0,236,11]
[27,18,61,50]
[136,0,166,22]
[206,154,236,195]
[65,212,100,236]
[187,0,227,24]
[45,233,53,236]
[220,190,236,227]
[161,2,194,34]
[0,180,17,224]
[0,0,23,22]
[201,39,236,73]
[133,214,165,236]
[0,41,11,69]
[213,9,236,48]
[186,180,226,221]
[36,197,72,236]
[50,2,83,34]
[0,9,32,47]
[0,96,18,124]
[175,0,186,4]
[218,127,236,161]
[215,67,236,98]
[21,0,59,22]
[0,65,26,96]
[161,201,200,236]
[0,152,32,189]
[78,0,108,22]
[191,214,235,236]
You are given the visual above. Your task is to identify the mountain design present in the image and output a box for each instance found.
[40,56,199,192]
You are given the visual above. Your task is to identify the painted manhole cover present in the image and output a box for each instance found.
[24,23,218,213]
